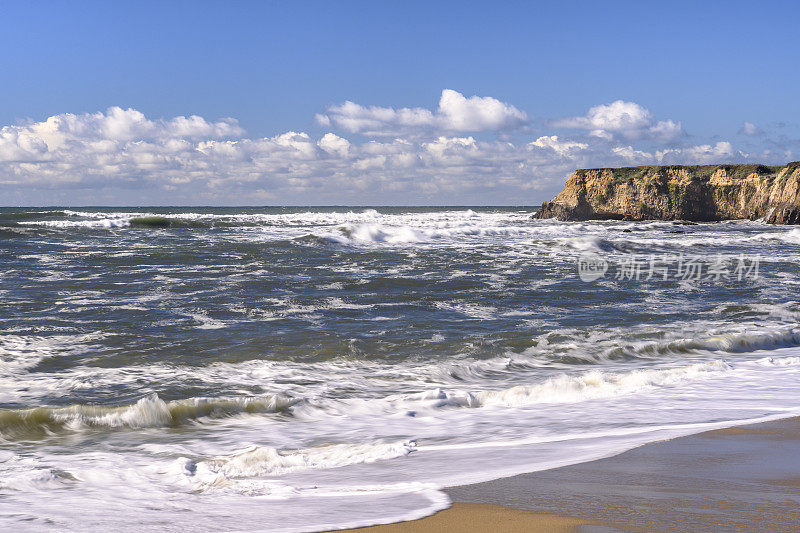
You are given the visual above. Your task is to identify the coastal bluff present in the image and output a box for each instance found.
[535,162,800,224]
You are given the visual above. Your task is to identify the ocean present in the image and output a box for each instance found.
[1,207,800,531]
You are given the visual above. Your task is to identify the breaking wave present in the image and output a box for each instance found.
[5,206,800,531]
[185,440,417,489]
[599,328,800,360]
[0,354,758,441]
[0,394,296,441]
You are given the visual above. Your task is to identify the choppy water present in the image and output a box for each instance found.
[1,207,800,531]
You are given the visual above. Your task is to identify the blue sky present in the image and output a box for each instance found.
[1,1,798,205]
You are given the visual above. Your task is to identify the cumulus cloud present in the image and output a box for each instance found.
[0,108,547,202]
[0,100,786,205]
[604,141,745,166]
[17,107,243,149]
[317,133,351,157]
[738,121,763,136]
[656,141,739,164]
[611,145,654,165]
[315,89,528,136]
[528,136,589,157]
[552,100,684,143]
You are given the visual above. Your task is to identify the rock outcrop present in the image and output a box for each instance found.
[535,162,800,224]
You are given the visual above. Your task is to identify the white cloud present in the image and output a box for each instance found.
[528,135,588,156]
[317,133,351,157]
[611,145,654,164]
[315,89,528,136]
[16,107,244,151]
[738,121,763,136]
[656,142,737,164]
[552,100,684,143]
[437,90,527,131]
[0,108,557,202]
[422,136,478,160]
[0,101,782,205]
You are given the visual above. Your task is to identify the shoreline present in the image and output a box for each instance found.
[343,416,800,532]
[340,503,593,532]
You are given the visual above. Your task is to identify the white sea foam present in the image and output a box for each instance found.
[21,218,131,228]
[4,350,799,531]
[14,208,798,258]
[5,209,800,531]
[475,360,733,407]
[18,209,797,265]
[0,454,73,491]
[0,333,107,373]
[186,311,227,329]
[188,440,416,488]
[4,331,797,440]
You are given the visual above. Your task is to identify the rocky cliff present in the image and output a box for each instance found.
[535,162,800,224]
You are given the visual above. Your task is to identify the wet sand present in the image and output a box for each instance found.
[345,417,800,532]
[341,503,591,532]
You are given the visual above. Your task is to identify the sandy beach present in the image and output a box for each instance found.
[346,416,800,532]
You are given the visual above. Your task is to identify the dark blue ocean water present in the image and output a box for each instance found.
[1,207,799,531]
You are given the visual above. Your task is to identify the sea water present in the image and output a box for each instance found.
[1,207,800,531]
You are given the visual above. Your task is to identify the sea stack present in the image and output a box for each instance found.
[535,162,800,224]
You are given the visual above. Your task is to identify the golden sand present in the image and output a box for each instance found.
[341,502,591,532]
[334,417,800,532]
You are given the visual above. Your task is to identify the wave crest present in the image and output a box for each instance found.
[0,394,296,441]
[185,440,417,490]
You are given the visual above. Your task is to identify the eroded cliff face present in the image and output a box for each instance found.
[535,163,800,224]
